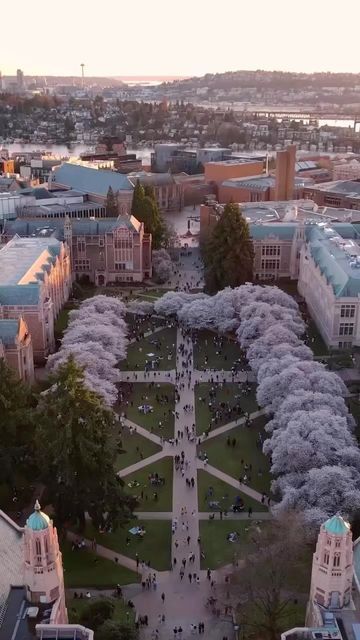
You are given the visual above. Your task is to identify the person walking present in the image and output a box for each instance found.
[161,592,165,603]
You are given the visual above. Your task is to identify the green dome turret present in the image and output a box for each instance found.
[26,500,50,531]
[324,515,350,536]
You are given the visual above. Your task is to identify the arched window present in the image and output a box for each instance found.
[35,539,41,557]
[333,553,341,568]
[323,552,330,565]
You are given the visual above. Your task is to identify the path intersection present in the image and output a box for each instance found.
[80,321,270,639]
[76,253,270,638]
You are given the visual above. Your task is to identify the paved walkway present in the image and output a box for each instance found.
[135,511,272,521]
[200,463,270,506]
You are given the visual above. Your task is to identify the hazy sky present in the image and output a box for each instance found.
[2,0,360,77]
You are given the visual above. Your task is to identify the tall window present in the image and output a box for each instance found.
[333,553,341,568]
[340,305,355,318]
[339,323,354,336]
[323,552,329,565]
[262,245,281,256]
[35,539,41,557]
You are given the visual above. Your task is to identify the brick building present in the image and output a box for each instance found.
[0,237,71,363]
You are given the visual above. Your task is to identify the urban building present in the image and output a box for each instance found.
[50,163,134,213]
[128,171,183,211]
[333,160,360,181]
[0,317,34,382]
[0,236,71,363]
[275,144,296,200]
[0,504,94,639]
[19,158,62,183]
[16,187,107,219]
[0,155,15,174]
[218,174,311,204]
[16,68,24,90]
[3,215,152,286]
[204,159,264,184]
[303,179,360,209]
[80,151,142,173]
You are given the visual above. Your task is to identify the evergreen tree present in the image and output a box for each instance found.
[0,360,35,487]
[35,357,136,530]
[131,180,165,248]
[203,202,254,293]
[131,180,145,215]
[105,186,118,217]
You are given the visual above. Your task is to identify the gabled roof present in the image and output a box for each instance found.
[52,162,134,196]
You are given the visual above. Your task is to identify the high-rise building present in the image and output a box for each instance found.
[275,144,296,200]
[17,68,24,90]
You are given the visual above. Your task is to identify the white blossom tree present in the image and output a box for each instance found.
[263,409,356,475]
[152,249,173,283]
[47,295,127,406]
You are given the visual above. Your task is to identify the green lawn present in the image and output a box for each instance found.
[199,520,264,569]
[68,597,136,627]
[125,312,166,339]
[84,519,172,570]
[195,382,258,435]
[61,540,138,588]
[120,327,177,371]
[193,330,246,371]
[197,470,267,513]
[123,457,173,511]
[118,382,175,439]
[115,428,161,471]
[198,417,271,494]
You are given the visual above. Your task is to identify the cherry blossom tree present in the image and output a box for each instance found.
[47,295,127,406]
[263,409,356,475]
[152,249,173,283]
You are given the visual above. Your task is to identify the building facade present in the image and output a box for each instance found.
[0,237,71,363]
[0,317,34,382]
[3,216,152,286]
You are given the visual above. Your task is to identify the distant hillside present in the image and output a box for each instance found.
[161,70,360,91]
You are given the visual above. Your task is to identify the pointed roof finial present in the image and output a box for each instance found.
[34,499,41,512]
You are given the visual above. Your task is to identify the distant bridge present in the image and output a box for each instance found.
[237,109,360,127]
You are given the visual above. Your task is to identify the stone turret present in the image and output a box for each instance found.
[309,515,353,612]
[23,500,68,623]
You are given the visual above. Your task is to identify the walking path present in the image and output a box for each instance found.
[135,511,272,521]
[77,264,272,638]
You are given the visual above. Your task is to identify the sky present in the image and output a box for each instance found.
[2,0,360,78]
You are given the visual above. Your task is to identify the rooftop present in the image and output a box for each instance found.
[306,223,360,297]
[0,512,23,626]
[5,216,141,239]
[26,501,50,532]
[0,237,61,287]
[0,319,20,345]
[309,179,360,197]
[221,175,312,190]
[52,163,133,196]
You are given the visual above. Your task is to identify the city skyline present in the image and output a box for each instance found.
[2,0,360,78]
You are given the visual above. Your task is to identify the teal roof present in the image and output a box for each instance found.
[26,501,50,531]
[306,224,360,297]
[324,515,350,535]
[5,216,140,240]
[0,319,19,345]
[250,223,297,240]
[0,284,40,306]
[53,162,134,196]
